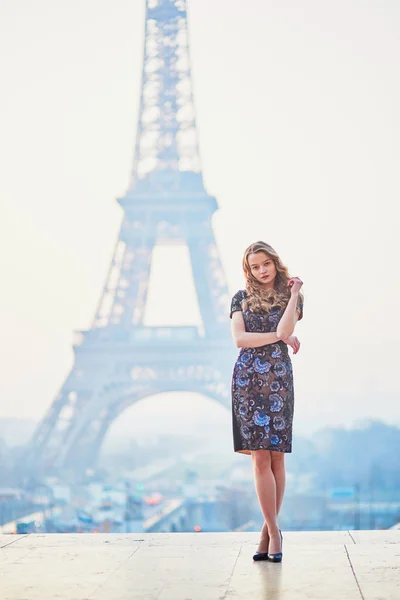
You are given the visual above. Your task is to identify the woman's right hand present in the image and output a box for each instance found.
[288,276,303,295]
[283,335,301,354]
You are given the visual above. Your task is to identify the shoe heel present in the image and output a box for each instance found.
[253,534,269,561]
[267,529,283,563]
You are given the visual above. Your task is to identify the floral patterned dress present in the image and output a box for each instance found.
[230,289,303,455]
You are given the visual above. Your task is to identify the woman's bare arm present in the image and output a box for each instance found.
[231,311,282,348]
[276,292,301,340]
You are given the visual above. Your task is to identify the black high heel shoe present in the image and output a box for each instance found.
[267,529,283,563]
[253,545,269,561]
[252,534,269,561]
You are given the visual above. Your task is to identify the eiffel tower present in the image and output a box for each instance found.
[26,0,235,475]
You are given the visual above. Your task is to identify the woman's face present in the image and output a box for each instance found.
[248,252,277,286]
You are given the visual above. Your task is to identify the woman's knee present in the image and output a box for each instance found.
[270,450,285,470]
[251,450,271,473]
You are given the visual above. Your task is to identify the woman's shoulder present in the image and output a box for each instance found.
[233,288,247,299]
[231,288,248,305]
[230,289,248,318]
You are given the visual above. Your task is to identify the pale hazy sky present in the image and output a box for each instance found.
[0,0,399,440]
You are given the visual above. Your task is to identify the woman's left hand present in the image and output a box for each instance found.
[288,276,303,295]
[283,335,301,354]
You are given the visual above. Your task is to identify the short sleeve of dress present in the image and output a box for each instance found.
[230,290,245,319]
[296,295,304,321]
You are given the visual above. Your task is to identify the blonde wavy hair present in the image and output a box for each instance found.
[242,241,303,313]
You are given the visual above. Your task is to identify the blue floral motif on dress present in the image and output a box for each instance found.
[268,311,280,327]
[271,344,282,358]
[274,362,287,377]
[270,434,280,445]
[253,410,270,426]
[240,425,251,439]
[270,381,281,392]
[239,352,253,366]
[269,393,283,412]
[273,416,285,430]
[254,358,271,374]
[239,405,247,416]
[236,373,250,387]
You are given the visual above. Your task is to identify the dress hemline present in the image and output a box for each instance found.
[234,447,292,455]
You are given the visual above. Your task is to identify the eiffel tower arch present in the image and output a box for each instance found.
[26,0,236,475]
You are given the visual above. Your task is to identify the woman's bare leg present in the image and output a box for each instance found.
[251,450,281,553]
[271,451,286,515]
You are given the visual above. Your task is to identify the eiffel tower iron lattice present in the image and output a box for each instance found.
[26,0,236,475]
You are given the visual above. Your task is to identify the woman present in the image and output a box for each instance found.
[230,240,304,562]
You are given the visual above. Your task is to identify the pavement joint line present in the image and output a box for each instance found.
[87,545,141,599]
[223,544,242,599]
[344,543,365,600]
[156,583,165,600]
[348,531,357,544]
[0,534,29,549]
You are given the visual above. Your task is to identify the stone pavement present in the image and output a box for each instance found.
[1,530,399,599]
